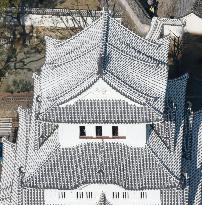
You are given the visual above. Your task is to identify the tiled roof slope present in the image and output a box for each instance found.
[36,11,169,115]
[147,74,189,177]
[0,139,15,202]
[187,111,202,205]
[39,100,162,123]
[0,107,32,204]
[23,142,180,190]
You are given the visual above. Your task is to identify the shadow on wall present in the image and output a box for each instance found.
[169,33,202,112]
[188,112,202,204]
[179,34,202,112]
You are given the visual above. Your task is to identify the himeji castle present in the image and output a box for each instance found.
[0,8,201,205]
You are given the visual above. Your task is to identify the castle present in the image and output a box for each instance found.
[0,8,201,205]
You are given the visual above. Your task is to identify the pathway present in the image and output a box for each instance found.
[118,0,150,34]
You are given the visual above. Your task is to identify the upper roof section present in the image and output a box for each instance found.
[36,10,170,115]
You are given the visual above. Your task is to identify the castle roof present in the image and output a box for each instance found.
[23,142,180,190]
[35,10,169,115]
[0,11,188,205]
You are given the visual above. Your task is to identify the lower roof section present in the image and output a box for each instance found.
[23,142,180,190]
[38,100,162,123]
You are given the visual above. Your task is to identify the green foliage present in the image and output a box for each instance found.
[0,0,10,10]
[0,69,5,78]
[0,0,31,12]
[0,0,21,11]
[6,79,33,93]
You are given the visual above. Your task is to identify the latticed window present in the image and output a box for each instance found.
[112,126,118,136]
[140,191,147,199]
[77,192,84,199]
[112,192,120,199]
[58,191,66,199]
[123,192,128,199]
[96,126,102,136]
[80,126,86,136]
[86,192,93,199]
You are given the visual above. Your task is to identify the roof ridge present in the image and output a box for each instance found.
[146,145,181,184]
[24,143,60,183]
[98,9,110,74]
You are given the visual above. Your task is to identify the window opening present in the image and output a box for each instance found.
[86,192,93,198]
[113,192,119,199]
[96,126,102,136]
[80,126,86,136]
[112,126,118,136]
[123,192,127,199]
[140,191,147,199]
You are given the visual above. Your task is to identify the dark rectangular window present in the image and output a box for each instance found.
[140,191,147,199]
[80,126,86,136]
[96,126,102,136]
[112,126,118,136]
[112,192,119,198]
[86,192,93,199]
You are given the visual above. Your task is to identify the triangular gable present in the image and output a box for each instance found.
[38,74,164,122]
[60,78,141,106]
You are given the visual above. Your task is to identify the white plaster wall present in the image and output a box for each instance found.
[23,14,121,28]
[61,78,142,106]
[58,123,146,147]
[44,184,161,205]
[183,13,202,34]
[23,14,94,28]
[163,25,184,37]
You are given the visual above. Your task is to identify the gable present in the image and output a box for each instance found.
[60,78,142,107]
[183,13,202,34]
